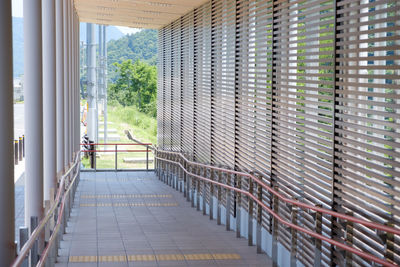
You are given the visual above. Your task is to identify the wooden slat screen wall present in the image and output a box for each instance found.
[211,0,236,168]
[272,0,336,264]
[180,12,195,158]
[334,0,400,265]
[157,29,164,148]
[157,0,400,265]
[163,25,172,149]
[171,19,182,151]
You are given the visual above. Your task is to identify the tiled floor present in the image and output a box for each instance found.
[56,171,273,267]
[15,173,25,243]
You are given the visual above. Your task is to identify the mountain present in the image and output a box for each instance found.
[106,29,158,82]
[79,23,124,43]
[11,18,125,78]
[107,29,158,68]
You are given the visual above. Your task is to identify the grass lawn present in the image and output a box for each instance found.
[81,104,156,170]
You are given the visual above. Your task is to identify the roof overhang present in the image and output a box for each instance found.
[74,0,208,29]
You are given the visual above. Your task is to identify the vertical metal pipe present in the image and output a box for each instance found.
[202,168,207,216]
[86,23,97,143]
[226,172,231,230]
[19,227,29,267]
[209,169,214,220]
[56,0,65,175]
[256,181,262,254]
[0,2,15,263]
[15,140,18,165]
[19,137,23,161]
[30,216,39,265]
[103,26,108,144]
[345,211,353,266]
[314,204,323,267]
[217,170,222,225]
[146,145,149,170]
[115,144,118,171]
[24,0,44,227]
[236,175,241,238]
[43,0,57,201]
[291,206,298,267]
[248,178,253,246]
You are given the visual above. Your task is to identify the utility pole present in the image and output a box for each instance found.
[103,25,108,144]
[86,23,97,143]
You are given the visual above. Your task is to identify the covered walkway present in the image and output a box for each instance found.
[55,171,271,266]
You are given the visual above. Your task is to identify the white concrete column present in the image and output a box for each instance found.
[24,0,44,226]
[75,13,81,153]
[63,0,69,167]
[43,0,57,201]
[0,1,15,264]
[68,0,73,160]
[56,0,65,175]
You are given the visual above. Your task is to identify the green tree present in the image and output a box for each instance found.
[108,59,157,117]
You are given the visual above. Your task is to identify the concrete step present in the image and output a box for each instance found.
[123,158,154,164]
[99,121,113,126]
[99,134,120,141]
[99,128,118,134]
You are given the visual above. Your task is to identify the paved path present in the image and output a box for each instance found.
[14,103,24,139]
[56,171,272,267]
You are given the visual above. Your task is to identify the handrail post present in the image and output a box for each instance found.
[256,178,262,253]
[248,175,254,246]
[146,145,149,171]
[19,227,29,267]
[183,161,190,202]
[385,221,395,263]
[203,167,207,216]
[191,165,195,208]
[314,204,322,267]
[210,169,214,220]
[236,175,242,238]
[345,211,354,267]
[179,156,183,193]
[226,171,231,231]
[291,206,298,267]
[196,166,201,211]
[94,145,97,172]
[217,169,222,225]
[30,216,39,266]
[272,186,279,266]
[115,144,117,171]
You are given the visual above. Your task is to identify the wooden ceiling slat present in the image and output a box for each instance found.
[74,0,209,28]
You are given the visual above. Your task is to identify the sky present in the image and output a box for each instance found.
[11,0,139,35]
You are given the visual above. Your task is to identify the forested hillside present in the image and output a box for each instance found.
[107,29,158,80]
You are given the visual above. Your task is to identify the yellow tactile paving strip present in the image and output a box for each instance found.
[80,202,178,207]
[69,253,241,263]
[81,194,172,199]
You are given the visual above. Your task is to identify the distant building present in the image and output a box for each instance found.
[14,77,24,101]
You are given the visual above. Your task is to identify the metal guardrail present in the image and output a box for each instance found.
[80,143,153,171]
[155,149,400,267]
[12,152,81,267]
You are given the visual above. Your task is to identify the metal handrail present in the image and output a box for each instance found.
[81,142,154,171]
[11,152,81,267]
[37,160,80,267]
[155,149,399,267]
